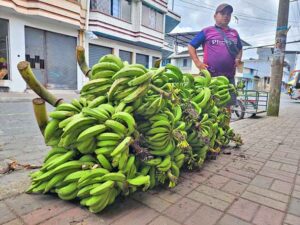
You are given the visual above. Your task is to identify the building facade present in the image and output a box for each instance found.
[0,0,180,92]
[242,48,299,91]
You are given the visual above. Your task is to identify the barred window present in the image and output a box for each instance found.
[91,0,131,22]
[142,4,164,32]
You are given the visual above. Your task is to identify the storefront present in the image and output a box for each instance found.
[25,27,77,90]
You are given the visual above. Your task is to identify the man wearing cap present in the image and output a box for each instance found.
[188,3,243,107]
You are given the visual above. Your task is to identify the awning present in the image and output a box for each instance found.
[166,31,251,47]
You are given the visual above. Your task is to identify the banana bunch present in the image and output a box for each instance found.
[134,94,166,117]
[78,171,125,212]
[152,64,183,85]
[90,54,124,80]
[209,76,235,107]
[44,97,90,146]
[108,64,151,103]
[26,54,242,214]
[80,78,112,98]
[27,159,95,195]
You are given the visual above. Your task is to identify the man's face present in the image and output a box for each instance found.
[214,8,232,26]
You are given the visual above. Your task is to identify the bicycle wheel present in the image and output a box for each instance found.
[233,99,245,119]
[248,101,257,117]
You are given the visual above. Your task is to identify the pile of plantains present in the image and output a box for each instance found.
[26,53,242,213]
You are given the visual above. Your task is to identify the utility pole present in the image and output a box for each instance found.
[267,0,290,116]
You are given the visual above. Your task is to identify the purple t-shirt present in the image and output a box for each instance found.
[189,25,242,77]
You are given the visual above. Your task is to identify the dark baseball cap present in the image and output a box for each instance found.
[215,3,233,13]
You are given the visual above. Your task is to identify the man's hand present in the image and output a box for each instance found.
[196,62,209,70]
[235,58,242,67]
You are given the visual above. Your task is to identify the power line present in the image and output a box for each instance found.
[242,0,277,16]
[244,40,300,50]
[177,0,299,23]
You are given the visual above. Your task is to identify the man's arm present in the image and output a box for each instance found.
[235,34,243,66]
[235,49,243,66]
[188,44,208,70]
[188,31,208,70]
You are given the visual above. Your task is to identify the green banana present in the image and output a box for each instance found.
[107,77,131,101]
[112,67,145,80]
[90,180,115,195]
[99,54,124,69]
[104,119,128,134]
[123,82,149,103]
[44,119,60,143]
[112,112,136,135]
[81,78,111,92]
[144,157,162,166]
[62,117,96,138]
[92,70,116,79]
[97,154,113,171]
[78,168,110,184]
[77,124,107,142]
[96,132,123,141]
[45,150,77,170]
[98,172,126,182]
[110,137,132,157]
[128,70,154,86]
[92,62,120,75]
[88,96,107,108]
[127,175,150,191]
[56,103,81,113]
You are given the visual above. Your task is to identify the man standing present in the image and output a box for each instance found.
[188,3,243,106]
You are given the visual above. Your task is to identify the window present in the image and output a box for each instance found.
[180,58,191,68]
[142,4,164,32]
[112,0,120,17]
[0,19,9,80]
[121,0,132,22]
[136,53,149,68]
[91,0,110,14]
[183,58,188,67]
[91,0,132,22]
[162,58,171,66]
[156,11,163,32]
[119,50,132,63]
[152,56,160,67]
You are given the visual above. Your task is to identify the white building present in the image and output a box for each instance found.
[0,0,180,92]
[243,48,299,91]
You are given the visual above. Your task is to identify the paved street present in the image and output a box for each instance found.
[0,94,300,225]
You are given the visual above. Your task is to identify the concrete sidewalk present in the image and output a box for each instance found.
[0,94,299,225]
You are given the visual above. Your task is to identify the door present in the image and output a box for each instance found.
[119,50,132,64]
[25,27,46,85]
[89,44,113,67]
[136,53,149,68]
[46,31,77,89]
[25,27,77,89]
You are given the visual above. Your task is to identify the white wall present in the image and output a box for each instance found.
[0,11,81,92]
[0,15,25,92]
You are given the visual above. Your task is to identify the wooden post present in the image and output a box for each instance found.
[267,0,290,116]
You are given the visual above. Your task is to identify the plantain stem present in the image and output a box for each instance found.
[32,98,48,135]
[149,84,171,99]
[17,61,63,107]
[130,139,153,161]
[76,46,92,79]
